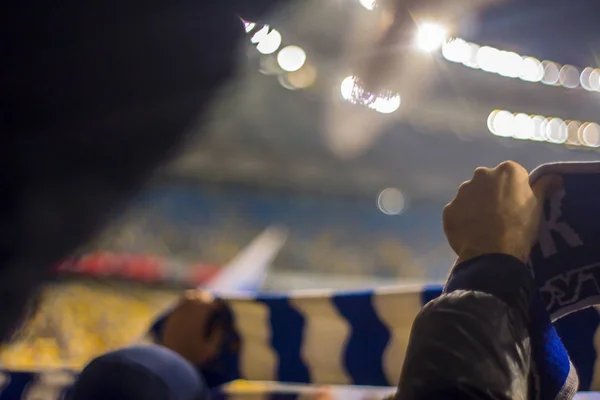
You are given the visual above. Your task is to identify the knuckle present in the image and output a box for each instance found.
[472,167,489,178]
[457,180,470,194]
[442,203,455,223]
[496,160,522,174]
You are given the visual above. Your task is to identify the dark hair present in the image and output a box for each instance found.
[1,0,288,342]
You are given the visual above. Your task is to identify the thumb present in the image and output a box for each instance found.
[531,174,563,202]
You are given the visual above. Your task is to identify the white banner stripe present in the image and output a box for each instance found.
[228,300,277,382]
[373,291,423,385]
[289,297,351,385]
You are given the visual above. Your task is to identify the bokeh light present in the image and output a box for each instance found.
[582,123,600,147]
[250,25,270,44]
[487,110,600,149]
[256,29,282,55]
[589,69,600,91]
[545,118,567,144]
[415,23,448,52]
[520,57,544,82]
[372,94,401,114]
[277,74,298,91]
[277,46,307,72]
[441,38,471,63]
[541,61,560,85]
[340,76,401,114]
[492,110,515,137]
[559,65,580,89]
[359,0,376,10]
[441,37,599,91]
[377,188,405,215]
[340,76,358,101]
[513,113,534,140]
[243,21,256,33]
[566,121,582,145]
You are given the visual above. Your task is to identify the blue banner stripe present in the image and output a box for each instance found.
[555,307,600,390]
[269,394,299,400]
[420,284,443,307]
[332,291,390,386]
[260,297,311,383]
[202,302,242,387]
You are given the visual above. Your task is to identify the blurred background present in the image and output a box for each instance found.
[4,0,600,370]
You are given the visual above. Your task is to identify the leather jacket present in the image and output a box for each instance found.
[395,254,533,399]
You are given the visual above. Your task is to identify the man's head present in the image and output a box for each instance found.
[1,0,291,342]
[70,345,210,400]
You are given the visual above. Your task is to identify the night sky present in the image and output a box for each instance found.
[465,0,600,67]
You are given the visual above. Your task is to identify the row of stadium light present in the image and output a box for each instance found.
[246,20,401,114]
[356,2,600,91]
[443,38,600,91]
[487,110,600,148]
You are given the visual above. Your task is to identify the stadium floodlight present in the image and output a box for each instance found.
[415,22,448,52]
[256,29,282,55]
[372,95,401,114]
[250,25,270,44]
[442,37,600,92]
[582,123,600,147]
[277,46,307,72]
[340,76,401,114]
[487,109,600,149]
[359,0,376,11]
[243,21,256,33]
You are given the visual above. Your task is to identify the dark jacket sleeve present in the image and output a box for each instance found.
[395,254,534,400]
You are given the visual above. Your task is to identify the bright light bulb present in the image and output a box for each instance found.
[340,76,357,100]
[277,46,307,72]
[250,25,270,44]
[371,95,401,114]
[520,57,544,82]
[492,111,515,137]
[582,123,600,147]
[243,21,256,33]
[415,23,448,52]
[256,29,282,55]
[513,113,534,140]
[442,38,470,63]
[545,118,567,144]
[359,0,376,11]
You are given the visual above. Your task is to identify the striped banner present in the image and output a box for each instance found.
[208,286,600,389]
[1,285,600,398]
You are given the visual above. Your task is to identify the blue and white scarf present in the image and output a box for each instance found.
[3,161,600,399]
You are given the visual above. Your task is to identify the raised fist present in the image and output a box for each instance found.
[443,161,559,263]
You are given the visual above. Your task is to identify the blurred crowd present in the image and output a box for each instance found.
[0,281,176,370]
[85,184,454,281]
